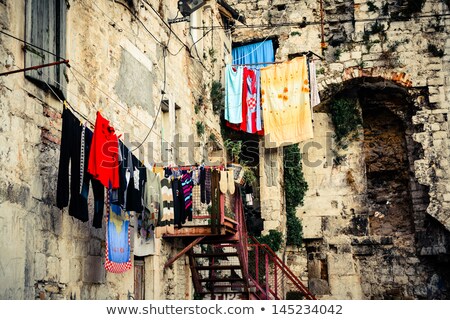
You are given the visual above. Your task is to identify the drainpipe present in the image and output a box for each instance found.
[320,0,327,53]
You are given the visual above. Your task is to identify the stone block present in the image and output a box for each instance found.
[83,256,105,284]
[302,216,323,239]
[46,256,60,282]
[70,258,82,282]
[308,278,331,295]
[34,253,46,281]
[327,253,356,276]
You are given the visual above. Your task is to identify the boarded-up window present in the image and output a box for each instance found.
[25,0,67,98]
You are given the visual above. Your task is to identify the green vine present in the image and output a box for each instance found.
[210,81,224,116]
[257,230,283,252]
[329,98,362,145]
[224,139,242,163]
[283,144,307,247]
[196,121,205,137]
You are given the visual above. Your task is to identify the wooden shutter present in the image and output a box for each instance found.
[25,0,66,98]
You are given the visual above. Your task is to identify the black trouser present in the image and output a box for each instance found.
[56,108,104,227]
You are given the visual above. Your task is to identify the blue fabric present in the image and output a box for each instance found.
[225,65,244,124]
[107,198,130,264]
[232,40,275,66]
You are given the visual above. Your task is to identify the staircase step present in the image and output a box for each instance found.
[200,277,244,282]
[193,252,238,258]
[196,265,242,271]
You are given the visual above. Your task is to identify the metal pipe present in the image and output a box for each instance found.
[0,59,69,76]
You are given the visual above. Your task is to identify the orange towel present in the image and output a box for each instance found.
[261,56,313,148]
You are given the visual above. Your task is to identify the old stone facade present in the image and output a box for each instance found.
[230,0,450,299]
[2,0,450,301]
[0,0,231,299]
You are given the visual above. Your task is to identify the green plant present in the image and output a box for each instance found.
[194,104,200,114]
[367,1,379,12]
[224,139,242,163]
[283,144,307,247]
[333,48,342,61]
[210,81,224,115]
[196,121,205,137]
[209,133,216,142]
[224,206,234,219]
[257,230,283,252]
[316,67,325,75]
[370,21,385,35]
[329,98,362,145]
[242,167,257,185]
[290,31,301,37]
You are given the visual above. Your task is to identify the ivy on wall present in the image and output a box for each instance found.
[329,98,362,145]
[283,143,307,247]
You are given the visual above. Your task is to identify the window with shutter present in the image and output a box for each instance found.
[25,0,67,99]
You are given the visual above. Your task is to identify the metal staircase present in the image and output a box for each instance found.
[164,185,316,300]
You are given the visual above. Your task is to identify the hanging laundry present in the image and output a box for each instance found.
[181,171,193,222]
[205,168,212,204]
[308,59,321,114]
[134,168,160,256]
[172,176,186,228]
[210,169,221,234]
[199,167,206,204]
[124,149,146,213]
[225,64,244,124]
[160,172,175,234]
[241,68,258,134]
[88,111,120,189]
[261,56,314,148]
[255,68,264,133]
[57,108,104,226]
[104,190,132,273]
[80,126,105,228]
[232,40,275,67]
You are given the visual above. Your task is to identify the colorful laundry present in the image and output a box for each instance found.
[261,56,314,147]
[87,111,120,189]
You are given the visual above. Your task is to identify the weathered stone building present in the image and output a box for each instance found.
[0,0,233,299]
[2,0,450,301]
[230,0,450,299]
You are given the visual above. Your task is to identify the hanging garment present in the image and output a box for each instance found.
[219,170,228,194]
[133,213,155,257]
[57,108,103,226]
[199,167,206,204]
[205,168,212,204]
[142,169,161,237]
[228,170,235,195]
[87,111,120,189]
[124,150,146,213]
[261,56,313,148]
[210,169,221,234]
[172,177,186,228]
[160,174,175,234]
[232,39,275,66]
[80,126,105,228]
[57,108,84,218]
[255,68,264,134]
[308,59,321,117]
[104,190,132,273]
[241,67,258,133]
[225,65,244,124]
[181,171,193,222]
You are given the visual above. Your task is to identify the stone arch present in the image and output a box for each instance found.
[316,67,450,235]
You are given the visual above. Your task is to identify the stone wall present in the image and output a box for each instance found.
[0,0,230,299]
[229,0,450,299]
